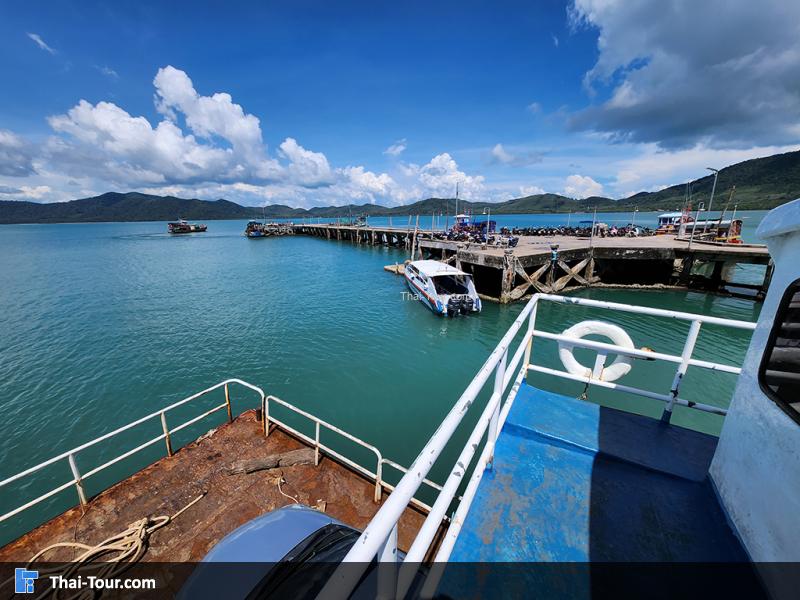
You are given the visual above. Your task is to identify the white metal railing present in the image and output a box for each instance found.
[262,394,446,513]
[0,378,265,526]
[321,292,756,599]
[1,380,449,537]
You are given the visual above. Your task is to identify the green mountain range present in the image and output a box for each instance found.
[2,149,799,224]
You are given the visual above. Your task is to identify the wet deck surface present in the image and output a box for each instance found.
[0,410,427,563]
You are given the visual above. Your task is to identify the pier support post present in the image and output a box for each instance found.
[500,250,515,304]
[677,255,694,286]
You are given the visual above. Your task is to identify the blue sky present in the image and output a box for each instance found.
[1,0,799,206]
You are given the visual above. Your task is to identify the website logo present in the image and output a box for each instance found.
[15,568,38,594]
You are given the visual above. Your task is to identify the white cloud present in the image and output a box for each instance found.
[19,185,51,199]
[564,174,603,198]
[527,102,542,114]
[153,66,276,177]
[0,130,36,177]
[4,66,497,208]
[552,34,559,48]
[383,138,407,157]
[610,142,800,197]
[568,0,800,148]
[416,153,485,199]
[490,143,543,167]
[97,66,119,79]
[27,33,56,55]
[48,100,236,184]
[279,137,334,187]
[520,185,546,197]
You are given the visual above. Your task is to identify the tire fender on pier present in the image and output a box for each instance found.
[558,320,634,382]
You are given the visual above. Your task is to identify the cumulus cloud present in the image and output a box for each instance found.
[568,0,800,148]
[27,33,56,54]
[48,100,236,184]
[490,143,543,167]
[0,130,37,177]
[413,153,485,199]
[153,66,277,177]
[564,174,603,198]
[383,139,407,157]
[4,66,496,207]
[279,138,334,187]
[520,185,546,197]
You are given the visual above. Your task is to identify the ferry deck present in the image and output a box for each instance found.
[2,200,800,599]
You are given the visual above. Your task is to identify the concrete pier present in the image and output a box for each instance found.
[292,223,772,302]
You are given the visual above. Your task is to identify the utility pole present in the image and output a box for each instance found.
[705,167,719,233]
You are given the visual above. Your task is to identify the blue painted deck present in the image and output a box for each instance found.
[450,384,749,562]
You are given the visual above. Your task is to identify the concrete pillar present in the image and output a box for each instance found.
[500,250,515,304]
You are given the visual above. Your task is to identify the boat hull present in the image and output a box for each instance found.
[405,275,445,315]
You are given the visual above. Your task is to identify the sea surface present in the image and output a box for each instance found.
[0,211,766,544]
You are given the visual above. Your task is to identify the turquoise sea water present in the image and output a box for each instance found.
[0,212,765,544]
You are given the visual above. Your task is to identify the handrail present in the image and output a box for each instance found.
[0,379,265,525]
[262,394,444,511]
[319,294,539,597]
[320,292,756,600]
[2,377,447,540]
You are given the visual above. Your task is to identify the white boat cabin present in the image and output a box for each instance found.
[404,260,481,316]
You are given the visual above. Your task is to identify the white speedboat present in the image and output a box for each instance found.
[404,259,481,316]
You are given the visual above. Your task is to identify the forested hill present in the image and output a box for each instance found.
[2,150,798,223]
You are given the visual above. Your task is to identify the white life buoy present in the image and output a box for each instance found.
[558,320,634,382]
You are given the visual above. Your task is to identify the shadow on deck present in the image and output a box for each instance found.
[440,385,765,598]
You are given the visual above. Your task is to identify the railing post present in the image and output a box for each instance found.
[160,412,173,457]
[263,397,270,437]
[487,347,508,469]
[522,299,538,376]
[592,352,608,379]
[68,454,87,508]
[374,461,383,503]
[314,422,320,466]
[663,320,702,423]
[224,383,232,423]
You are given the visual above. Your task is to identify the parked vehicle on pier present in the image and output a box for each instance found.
[168,218,207,234]
[404,259,481,316]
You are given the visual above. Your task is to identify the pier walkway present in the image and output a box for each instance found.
[292,223,772,302]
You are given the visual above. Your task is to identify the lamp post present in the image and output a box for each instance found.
[705,167,719,232]
[631,206,638,228]
[689,202,705,250]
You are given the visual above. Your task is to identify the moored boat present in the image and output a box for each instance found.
[404,259,481,316]
[244,220,268,238]
[655,210,694,235]
[168,219,207,234]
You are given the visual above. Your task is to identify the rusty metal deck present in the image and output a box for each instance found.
[0,410,428,563]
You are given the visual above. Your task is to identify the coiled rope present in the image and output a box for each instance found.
[2,492,205,600]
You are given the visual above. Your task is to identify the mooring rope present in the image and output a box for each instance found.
[1,492,205,600]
